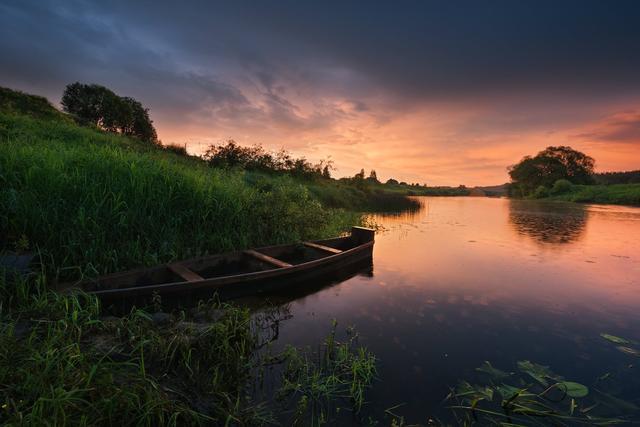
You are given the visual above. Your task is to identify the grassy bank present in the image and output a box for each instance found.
[0,105,366,282]
[0,87,380,425]
[542,183,640,206]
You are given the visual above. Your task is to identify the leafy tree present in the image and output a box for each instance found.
[386,178,399,185]
[203,140,331,180]
[509,146,594,197]
[354,169,365,180]
[61,82,157,144]
[539,146,594,184]
[367,170,379,183]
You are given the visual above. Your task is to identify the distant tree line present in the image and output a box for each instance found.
[61,82,157,144]
[346,169,428,187]
[203,140,333,179]
[593,170,640,185]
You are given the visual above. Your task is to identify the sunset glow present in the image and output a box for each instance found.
[2,1,639,185]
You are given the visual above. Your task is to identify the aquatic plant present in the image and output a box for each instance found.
[447,345,640,426]
[0,272,377,425]
[274,321,377,426]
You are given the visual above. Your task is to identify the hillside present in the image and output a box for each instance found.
[1,87,368,281]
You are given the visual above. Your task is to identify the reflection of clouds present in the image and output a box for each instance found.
[508,200,588,244]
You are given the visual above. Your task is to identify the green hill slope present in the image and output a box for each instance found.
[0,87,360,281]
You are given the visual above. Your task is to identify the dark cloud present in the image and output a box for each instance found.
[4,1,640,103]
[2,0,640,184]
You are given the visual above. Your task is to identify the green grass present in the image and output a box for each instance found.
[544,183,640,206]
[0,87,379,425]
[0,111,361,282]
[0,274,376,426]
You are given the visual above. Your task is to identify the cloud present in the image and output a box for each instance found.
[573,112,640,145]
[2,0,640,185]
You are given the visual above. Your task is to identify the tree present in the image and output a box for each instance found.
[120,97,157,143]
[61,83,119,128]
[354,169,365,180]
[386,178,399,185]
[508,146,594,196]
[61,82,157,144]
[367,170,379,183]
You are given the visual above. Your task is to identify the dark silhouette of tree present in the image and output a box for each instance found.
[61,82,157,144]
[367,170,379,183]
[594,170,640,184]
[354,169,365,180]
[203,140,331,180]
[509,146,595,197]
[386,178,399,185]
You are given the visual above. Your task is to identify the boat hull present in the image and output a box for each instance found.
[69,227,375,301]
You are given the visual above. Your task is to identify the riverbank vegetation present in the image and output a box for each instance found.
[508,146,640,206]
[1,86,410,282]
[448,333,640,425]
[1,85,380,424]
[0,274,376,425]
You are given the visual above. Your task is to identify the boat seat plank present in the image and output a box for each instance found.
[244,250,293,268]
[303,241,343,254]
[168,263,204,282]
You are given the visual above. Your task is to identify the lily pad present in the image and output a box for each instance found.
[616,346,640,357]
[601,333,635,345]
[476,361,510,379]
[517,360,560,386]
[557,381,589,398]
[496,383,525,400]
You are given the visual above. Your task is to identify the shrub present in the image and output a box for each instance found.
[533,185,550,198]
[550,179,573,195]
[163,143,189,157]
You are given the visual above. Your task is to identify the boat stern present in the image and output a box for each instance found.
[351,226,375,245]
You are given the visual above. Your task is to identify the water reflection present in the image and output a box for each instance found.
[508,199,589,244]
[267,197,640,424]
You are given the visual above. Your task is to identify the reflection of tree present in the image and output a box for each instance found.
[508,200,588,244]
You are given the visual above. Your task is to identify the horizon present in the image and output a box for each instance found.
[2,1,640,186]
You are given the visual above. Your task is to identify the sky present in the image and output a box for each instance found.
[1,1,640,185]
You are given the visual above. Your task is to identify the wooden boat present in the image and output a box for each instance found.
[69,226,375,300]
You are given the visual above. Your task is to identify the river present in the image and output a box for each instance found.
[253,197,640,424]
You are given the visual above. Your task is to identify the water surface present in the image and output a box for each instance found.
[254,197,640,423]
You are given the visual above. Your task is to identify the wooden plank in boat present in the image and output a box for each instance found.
[303,241,343,254]
[244,250,293,268]
[168,263,204,282]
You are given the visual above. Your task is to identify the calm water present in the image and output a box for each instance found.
[254,197,640,423]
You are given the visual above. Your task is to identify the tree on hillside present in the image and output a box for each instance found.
[322,164,331,179]
[61,82,157,144]
[354,169,365,180]
[508,146,594,196]
[367,170,379,183]
[386,178,399,185]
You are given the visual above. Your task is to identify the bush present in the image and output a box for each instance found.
[550,179,573,195]
[163,143,189,157]
[533,185,550,199]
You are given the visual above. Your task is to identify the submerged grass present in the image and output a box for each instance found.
[0,273,376,426]
[275,321,377,426]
